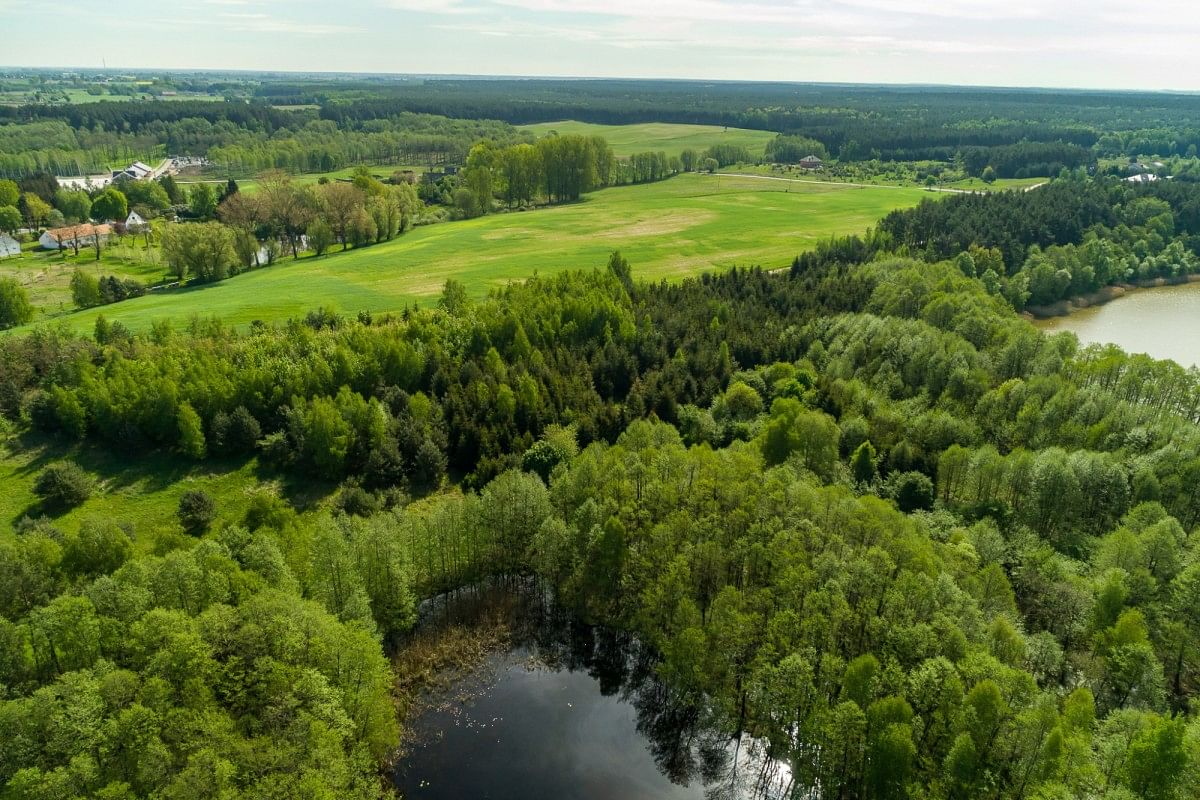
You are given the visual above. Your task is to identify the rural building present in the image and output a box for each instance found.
[421,166,461,185]
[1125,173,1159,183]
[799,155,823,170]
[111,161,154,181]
[39,223,113,250]
[0,234,20,258]
[125,210,148,228]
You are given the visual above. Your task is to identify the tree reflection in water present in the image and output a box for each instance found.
[396,578,794,800]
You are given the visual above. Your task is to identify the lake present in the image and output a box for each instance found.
[393,581,791,800]
[1034,281,1200,368]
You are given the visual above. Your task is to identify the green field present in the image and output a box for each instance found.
[521,121,776,159]
[943,176,1048,191]
[21,172,931,333]
[0,432,336,545]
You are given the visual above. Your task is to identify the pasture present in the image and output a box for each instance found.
[22,172,932,333]
[520,121,776,159]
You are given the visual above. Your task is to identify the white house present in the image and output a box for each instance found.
[39,223,113,250]
[0,234,19,258]
[1125,173,1159,183]
[125,210,148,228]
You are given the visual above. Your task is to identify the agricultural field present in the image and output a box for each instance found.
[727,162,1049,192]
[520,120,776,159]
[20,171,931,333]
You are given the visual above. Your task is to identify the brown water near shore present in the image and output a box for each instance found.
[1032,280,1200,368]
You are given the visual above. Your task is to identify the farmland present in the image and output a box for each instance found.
[24,171,930,332]
[520,120,776,159]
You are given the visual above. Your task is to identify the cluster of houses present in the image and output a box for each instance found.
[37,211,146,251]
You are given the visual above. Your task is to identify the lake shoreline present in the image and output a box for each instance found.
[1023,274,1200,320]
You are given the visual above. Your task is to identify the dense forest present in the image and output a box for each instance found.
[794,177,1200,309]
[7,78,1200,180]
[3,227,1200,796]
[4,70,1200,800]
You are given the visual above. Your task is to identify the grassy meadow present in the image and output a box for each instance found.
[0,430,341,545]
[25,172,931,333]
[521,120,776,159]
[3,243,169,316]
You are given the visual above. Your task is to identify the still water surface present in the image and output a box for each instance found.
[394,582,790,800]
[1034,282,1200,367]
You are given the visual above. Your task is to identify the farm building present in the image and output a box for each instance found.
[799,155,823,170]
[112,161,154,181]
[125,210,148,228]
[39,223,113,250]
[0,234,20,258]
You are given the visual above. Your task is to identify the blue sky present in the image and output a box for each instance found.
[3,0,1198,90]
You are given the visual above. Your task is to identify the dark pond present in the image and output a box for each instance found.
[393,580,791,800]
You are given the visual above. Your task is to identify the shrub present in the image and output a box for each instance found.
[0,277,33,329]
[335,485,381,517]
[177,489,217,535]
[33,461,94,509]
[887,470,936,513]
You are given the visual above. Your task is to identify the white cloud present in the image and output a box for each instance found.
[383,0,478,12]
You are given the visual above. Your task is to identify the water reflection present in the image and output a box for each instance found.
[1033,281,1200,368]
[394,579,792,800]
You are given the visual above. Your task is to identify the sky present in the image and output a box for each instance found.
[3,0,1199,91]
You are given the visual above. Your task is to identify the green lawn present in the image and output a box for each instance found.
[20,172,932,333]
[521,121,776,159]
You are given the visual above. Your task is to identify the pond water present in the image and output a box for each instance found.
[1033,281,1200,368]
[393,581,791,800]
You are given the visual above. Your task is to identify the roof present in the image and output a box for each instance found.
[43,223,113,239]
[801,154,823,161]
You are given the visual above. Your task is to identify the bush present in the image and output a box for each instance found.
[210,405,261,455]
[335,485,382,517]
[0,277,33,329]
[33,461,94,509]
[887,470,936,513]
[177,489,217,535]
